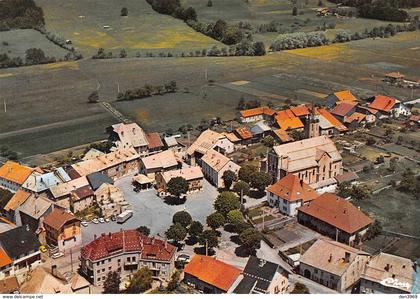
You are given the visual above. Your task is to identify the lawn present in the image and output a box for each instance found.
[35,0,221,56]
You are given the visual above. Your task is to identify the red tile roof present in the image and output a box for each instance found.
[235,127,253,140]
[273,129,294,143]
[317,108,348,132]
[184,255,241,292]
[240,106,276,118]
[0,161,33,185]
[330,102,357,117]
[267,174,317,203]
[290,105,310,117]
[146,132,164,150]
[298,193,373,234]
[333,90,358,103]
[276,117,304,130]
[385,72,404,79]
[275,109,296,121]
[73,185,94,199]
[368,95,399,113]
[345,112,366,124]
[0,248,12,268]
[81,230,175,262]
[43,209,79,231]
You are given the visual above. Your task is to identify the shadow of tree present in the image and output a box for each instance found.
[194,246,215,256]
[230,234,241,245]
[249,190,265,199]
[164,196,186,205]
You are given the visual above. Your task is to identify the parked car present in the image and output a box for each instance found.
[176,254,191,263]
[105,218,110,222]
[111,215,117,222]
[81,221,88,227]
[51,252,64,259]
[92,218,99,224]
[99,218,105,223]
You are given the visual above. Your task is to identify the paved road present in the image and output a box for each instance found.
[289,274,338,294]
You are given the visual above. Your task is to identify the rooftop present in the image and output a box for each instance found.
[141,150,178,170]
[161,166,203,183]
[201,149,235,172]
[316,108,348,132]
[111,122,148,149]
[186,129,226,156]
[0,225,41,259]
[184,255,241,292]
[272,129,293,143]
[335,171,359,184]
[43,209,79,231]
[298,193,373,234]
[290,105,311,117]
[235,127,253,140]
[0,276,19,294]
[86,172,113,191]
[18,194,52,220]
[3,189,31,212]
[276,117,304,131]
[49,176,90,199]
[345,112,366,124]
[146,132,164,150]
[267,173,318,203]
[0,161,33,185]
[22,167,71,193]
[240,106,276,118]
[332,90,358,103]
[330,102,358,117]
[368,95,400,113]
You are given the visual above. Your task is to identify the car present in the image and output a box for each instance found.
[51,252,64,259]
[105,218,110,223]
[39,245,47,253]
[99,218,105,223]
[92,218,99,224]
[111,215,117,222]
[176,254,191,263]
[81,221,88,227]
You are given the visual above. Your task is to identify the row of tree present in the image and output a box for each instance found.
[0,48,56,69]
[116,81,178,101]
[0,0,45,31]
[270,31,328,51]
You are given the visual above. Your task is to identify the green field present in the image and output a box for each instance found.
[35,0,222,56]
[0,29,69,59]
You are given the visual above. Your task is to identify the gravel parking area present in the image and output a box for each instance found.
[81,175,218,244]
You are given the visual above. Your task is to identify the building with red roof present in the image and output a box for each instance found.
[326,90,358,108]
[80,230,176,286]
[184,255,241,293]
[234,127,253,145]
[330,102,358,122]
[267,173,318,216]
[297,193,373,245]
[368,95,411,119]
[146,132,164,154]
[239,106,277,123]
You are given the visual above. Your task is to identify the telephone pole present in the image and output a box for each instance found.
[70,248,74,273]
[3,98,6,113]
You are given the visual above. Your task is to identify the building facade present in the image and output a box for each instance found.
[200,149,240,188]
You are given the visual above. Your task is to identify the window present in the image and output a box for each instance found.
[97,270,100,274]
[109,267,111,270]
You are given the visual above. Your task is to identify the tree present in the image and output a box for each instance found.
[250,172,271,192]
[232,181,250,196]
[351,185,371,200]
[214,192,240,216]
[188,221,203,237]
[165,223,187,242]
[167,177,189,199]
[207,0,213,7]
[206,212,225,230]
[239,227,262,253]
[388,157,398,172]
[126,267,153,293]
[238,165,257,183]
[337,181,352,198]
[292,6,298,16]
[166,270,181,291]
[103,271,121,294]
[136,226,150,236]
[88,91,99,103]
[262,135,274,147]
[120,49,127,58]
[198,229,219,250]
[318,0,323,6]
[227,209,245,228]
[25,48,47,65]
[222,170,237,190]
[121,7,128,16]
[253,41,266,56]
[398,169,419,197]
[365,220,382,240]
[291,282,310,294]
[172,211,192,228]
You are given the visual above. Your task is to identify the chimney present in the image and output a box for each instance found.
[328,254,332,262]
[300,179,303,187]
[51,264,57,277]
[385,263,391,271]
[344,252,351,263]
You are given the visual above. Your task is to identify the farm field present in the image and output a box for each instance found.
[35,0,221,57]
[0,29,69,59]
[0,31,419,158]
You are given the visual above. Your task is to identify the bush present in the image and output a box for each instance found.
[271,31,328,51]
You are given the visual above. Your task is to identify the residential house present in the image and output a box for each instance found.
[146,132,164,154]
[132,174,154,190]
[239,106,277,123]
[272,129,294,144]
[139,150,180,178]
[83,148,103,161]
[80,230,176,286]
[250,121,272,141]
[344,112,368,129]
[358,253,414,294]
[275,109,304,132]
[267,174,318,216]
[232,256,289,294]
[108,123,149,156]
[69,185,95,214]
[49,176,90,203]
[0,217,15,234]
[330,102,358,123]
[0,225,42,282]
[268,136,343,192]
[3,189,31,222]
[368,95,411,119]
[315,108,348,136]
[356,106,377,124]
[94,183,129,218]
[201,149,240,188]
[406,114,420,128]
[297,193,373,245]
[16,194,54,232]
[222,132,242,147]
[86,172,113,191]
[299,239,369,292]
[0,161,33,192]
[156,167,204,196]
[384,72,405,84]
[21,168,71,195]
[71,147,140,180]
[325,90,358,108]
[184,255,241,294]
[234,127,253,146]
[335,171,359,186]
[43,209,81,252]
[186,129,235,165]
[163,135,184,152]
[290,105,311,121]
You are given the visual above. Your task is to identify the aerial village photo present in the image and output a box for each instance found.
[0,0,419,297]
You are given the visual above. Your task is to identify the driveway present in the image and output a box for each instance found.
[81,175,218,244]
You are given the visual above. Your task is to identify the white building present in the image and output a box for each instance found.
[201,149,240,188]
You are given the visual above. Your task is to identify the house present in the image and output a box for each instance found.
[297,193,373,245]
[299,239,369,292]
[368,95,411,119]
[0,276,19,294]
[71,147,140,180]
[326,90,358,108]
[268,136,343,192]
[358,253,414,294]
[94,183,129,218]
[250,121,272,141]
[86,172,113,191]
[275,109,304,132]
[43,209,81,252]
[406,114,420,128]
[234,127,253,146]
[83,148,103,161]
[290,105,311,120]
[156,167,204,196]
[80,230,176,286]
[201,149,240,188]
[384,72,405,84]
[3,189,31,222]
[49,176,90,202]
[0,225,42,282]
[186,129,234,165]
[16,194,54,232]
[335,171,359,186]
[163,135,184,152]
[272,129,294,144]
[146,132,164,154]
[232,256,289,294]
[132,174,154,190]
[222,132,242,147]
[69,185,95,213]
[267,174,318,216]
[316,108,348,136]
[108,123,149,156]
[344,112,368,129]
[139,150,180,177]
[330,102,358,123]
[239,106,277,123]
[22,167,71,194]
[0,161,33,192]
[0,217,15,234]
[184,255,241,294]
[356,106,377,124]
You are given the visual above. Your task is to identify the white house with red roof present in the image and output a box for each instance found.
[368,95,411,119]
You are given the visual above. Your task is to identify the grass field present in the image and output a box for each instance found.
[0,29,69,59]
[0,31,419,158]
[35,0,221,56]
